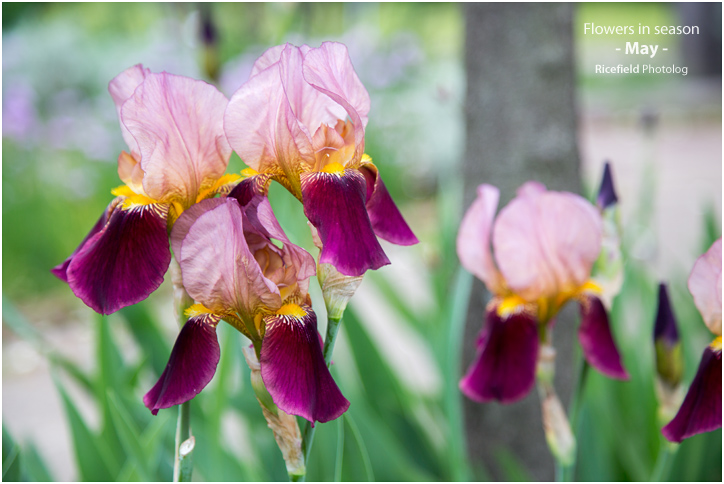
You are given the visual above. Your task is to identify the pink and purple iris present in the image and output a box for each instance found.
[143,192,349,424]
[662,238,722,442]
[457,182,629,403]
[52,65,239,314]
[223,41,418,277]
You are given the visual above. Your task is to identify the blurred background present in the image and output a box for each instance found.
[2,2,721,482]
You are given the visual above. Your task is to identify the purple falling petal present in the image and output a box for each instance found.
[578,295,629,380]
[301,169,389,276]
[260,306,350,424]
[360,165,418,246]
[144,313,222,415]
[662,346,722,442]
[66,203,171,315]
[52,201,114,282]
[459,306,539,404]
[227,173,273,207]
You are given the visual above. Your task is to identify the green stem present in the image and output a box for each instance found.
[556,359,590,481]
[174,401,194,482]
[297,315,343,481]
[650,440,677,482]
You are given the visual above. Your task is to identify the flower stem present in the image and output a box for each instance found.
[650,440,677,482]
[174,401,194,482]
[555,359,589,481]
[170,259,195,482]
[296,315,343,482]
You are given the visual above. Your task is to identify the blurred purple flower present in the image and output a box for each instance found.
[663,238,722,442]
[457,182,629,403]
[2,83,39,143]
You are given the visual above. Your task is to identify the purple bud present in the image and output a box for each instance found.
[654,283,680,346]
[596,162,618,210]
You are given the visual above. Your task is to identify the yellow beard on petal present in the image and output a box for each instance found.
[277,303,307,318]
[711,336,722,352]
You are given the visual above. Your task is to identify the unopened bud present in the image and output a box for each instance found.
[242,346,305,476]
[653,283,683,388]
[539,385,576,467]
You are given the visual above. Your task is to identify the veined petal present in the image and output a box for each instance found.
[301,169,389,276]
[457,184,506,294]
[65,202,170,315]
[250,44,286,77]
[688,238,722,336]
[578,295,629,379]
[108,64,150,156]
[225,64,315,194]
[260,304,349,424]
[459,304,539,403]
[662,346,722,442]
[359,164,418,246]
[174,198,281,319]
[121,72,231,207]
[279,44,347,137]
[493,186,602,301]
[302,42,370,160]
[52,200,114,282]
[143,313,221,415]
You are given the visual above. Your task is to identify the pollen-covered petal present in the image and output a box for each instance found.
[662,346,722,442]
[301,169,389,276]
[174,198,281,319]
[108,64,150,156]
[688,238,722,336]
[65,203,171,315]
[225,61,315,190]
[52,201,113,282]
[459,305,539,403]
[493,186,602,301]
[359,165,418,246]
[456,184,506,294]
[143,313,221,415]
[260,305,349,424]
[121,72,231,206]
[578,295,629,379]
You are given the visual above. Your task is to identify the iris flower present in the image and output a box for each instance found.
[143,192,350,424]
[223,42,417,277]
[52,65,238,314]
[457,182,629,403]
[662,238,722,442]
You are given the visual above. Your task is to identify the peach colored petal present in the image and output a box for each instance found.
[688,238,722,336]
[457,184,506,294]
[493,186,602,300]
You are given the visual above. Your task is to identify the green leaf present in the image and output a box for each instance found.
[107,391,154,481]
[52,371,117,481]
[2,425,21,482]
[20,443,54,482]
[119,302,171,375]
[494,447,534,482]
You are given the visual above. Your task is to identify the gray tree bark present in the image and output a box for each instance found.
[461,3,581,481]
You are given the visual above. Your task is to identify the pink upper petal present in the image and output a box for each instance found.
[120,72,231,206]
[457,184,506,294]
[250,44,286,77]
[493,186,602,301]
[224,63,315,189]
[108,64,150,156]
[302,42,370,160]
[279,44,347,139]
[175,198,281,320]
[688,238,723,336]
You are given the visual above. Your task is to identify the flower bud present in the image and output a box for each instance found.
[653,283,683,388]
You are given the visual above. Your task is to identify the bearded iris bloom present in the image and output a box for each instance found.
[144,192,349,424]
[223,42,417,277]
[663,238,722,442]
[52,65,238,314]
[457,182,629,403]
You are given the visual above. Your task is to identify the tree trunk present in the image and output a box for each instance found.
[461,3,580,481]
